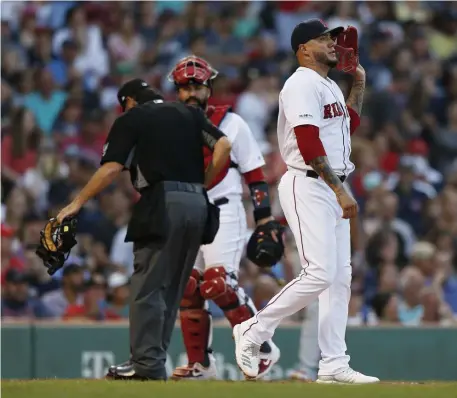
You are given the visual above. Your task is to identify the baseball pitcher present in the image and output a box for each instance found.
[233,19,379,384]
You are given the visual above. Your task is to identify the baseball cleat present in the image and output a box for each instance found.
[171,353,217,380]
[233,324,261,379]
[316,368,380,384]
[256,341,281,380]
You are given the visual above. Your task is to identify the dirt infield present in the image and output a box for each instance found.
[2,380,457,398]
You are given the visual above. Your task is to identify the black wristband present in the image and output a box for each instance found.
[249,181,272,222]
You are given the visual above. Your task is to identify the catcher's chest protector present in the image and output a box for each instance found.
[203,105,232,190]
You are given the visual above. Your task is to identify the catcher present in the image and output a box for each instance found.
[166,56,284,380]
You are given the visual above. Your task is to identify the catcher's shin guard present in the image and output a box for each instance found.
[200,266,254,327]
[200,266,274,357]
[179,269,213,366]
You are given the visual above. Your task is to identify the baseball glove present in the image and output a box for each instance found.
[35,217,78,275]
[246,221,285,268]
[335,26,359,74]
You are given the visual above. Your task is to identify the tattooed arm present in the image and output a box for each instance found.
[346,65,366,116]
[309,156,358,219]
[309,156,345,194]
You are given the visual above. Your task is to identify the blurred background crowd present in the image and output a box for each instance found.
[1,1,457,327]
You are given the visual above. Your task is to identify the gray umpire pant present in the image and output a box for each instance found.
[129,183,207,379]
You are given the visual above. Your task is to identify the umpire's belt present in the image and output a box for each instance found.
[306,170,346,183]
[161,181,204,194]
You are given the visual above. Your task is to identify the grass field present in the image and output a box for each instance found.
[2,380,457,398]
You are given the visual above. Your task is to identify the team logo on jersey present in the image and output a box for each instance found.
[299,113,313,119]
[253,189,268,207]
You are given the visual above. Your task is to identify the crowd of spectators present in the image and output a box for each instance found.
[1,1,457,326]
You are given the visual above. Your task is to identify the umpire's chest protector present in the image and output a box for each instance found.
[125,185,168,246]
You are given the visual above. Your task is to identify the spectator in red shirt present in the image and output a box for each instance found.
[63,273,108,321]
[1,224,25,285]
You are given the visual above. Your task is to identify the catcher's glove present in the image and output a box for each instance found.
[35,217,78,275]
[246,221,285,268]
[335,26,359,74]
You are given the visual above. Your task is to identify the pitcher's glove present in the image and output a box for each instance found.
[246,221,285,268]
[335,26,359,74]
[35,217,78,275]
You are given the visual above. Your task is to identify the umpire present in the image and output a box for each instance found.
[56,79,232,380]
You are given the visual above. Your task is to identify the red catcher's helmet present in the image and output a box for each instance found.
[168,56,218,87]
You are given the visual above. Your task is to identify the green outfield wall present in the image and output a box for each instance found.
[1,323,456,381]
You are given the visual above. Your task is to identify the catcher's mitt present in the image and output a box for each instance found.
[35,217,78,275]
[246,221,285,268]
[335,26,359,74]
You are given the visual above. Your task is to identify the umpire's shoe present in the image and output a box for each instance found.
[106,360,165,381]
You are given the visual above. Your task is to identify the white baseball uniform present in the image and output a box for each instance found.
[241,66,355,376]
[292,181,356,381]
[194,111,265,276]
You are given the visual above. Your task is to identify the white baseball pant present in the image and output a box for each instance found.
[242,170,352,376]
[194,194,247,275]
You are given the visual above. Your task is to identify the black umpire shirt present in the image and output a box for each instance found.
[101,100,225,186]
[100,99,226,243]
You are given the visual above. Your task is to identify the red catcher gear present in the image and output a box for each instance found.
[200,266,254,327]
[200,266,227,300]
[179,309,212,365]
[204,105,233,190]
[168,56,219,86]
[179,269,211,365]
[181,268,204,309]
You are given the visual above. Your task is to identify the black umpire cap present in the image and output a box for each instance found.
[117,79,163,111]
[291,19,344,53]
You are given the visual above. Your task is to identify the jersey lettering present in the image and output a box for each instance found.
[323,104,332,119]
[324,102,345,119]
[204,105,232,190]
[331,102,343,117]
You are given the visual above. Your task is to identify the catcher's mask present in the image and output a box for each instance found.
[35,217,78,276]
[168,56,218,89]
